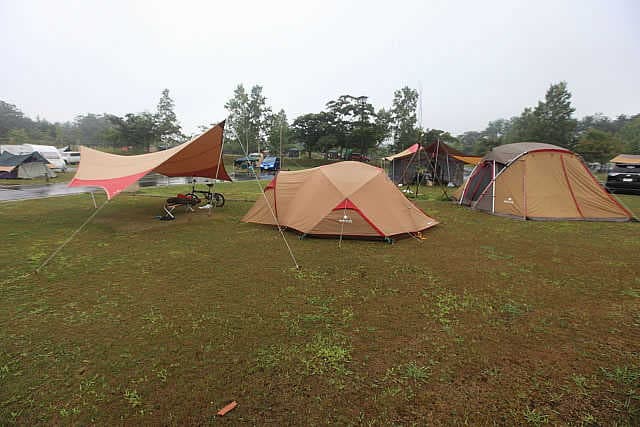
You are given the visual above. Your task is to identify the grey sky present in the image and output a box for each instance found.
[1,0,638,136]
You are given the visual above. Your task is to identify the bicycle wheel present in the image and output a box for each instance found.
[213,193,225,207]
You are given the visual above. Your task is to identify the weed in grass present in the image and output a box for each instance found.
[600,366,640,387]
[522,407,549,425]
[124,389,142,407]
[500,301,523,316]
[570,373,590,396]
[580,413,598,425]
[622,289,640,298]
[301,334,351,376]
[155,368,168,382]
[255,345,285,370]
[403,362,431,381]
[429,290,476,328]
[481,366,500,378]
[141,307,163,325]
[480,245,513,261]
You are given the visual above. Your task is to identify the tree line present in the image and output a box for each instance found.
[456,82,640,163]
[1,83,638,163]
[222,84,427,159]
[0,89,183,153]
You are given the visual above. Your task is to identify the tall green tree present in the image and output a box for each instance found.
[7,128,30,144]
[155,89,182,149]
[224,84,272,154]
[575,129,623,164]
[326,95,378,155]
[292,113,326,159]
[267,109,291,155]
[533,81,577,148]
[390,87,419,150]
[618,116,640,154]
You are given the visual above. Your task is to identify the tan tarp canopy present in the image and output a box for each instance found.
[384,143,421,161]
[451,155,482,165]
[611,154,640,164]
[69,121,230,199]
[243,161,438,238]
[455,142,634,221]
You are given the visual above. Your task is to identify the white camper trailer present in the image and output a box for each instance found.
[23,144,67,171]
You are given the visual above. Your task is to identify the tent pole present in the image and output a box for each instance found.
[492,160,496,214]
[279,118,283,170]
[523,159,527,219]
[415,141,421,198]
[90,192,97,209]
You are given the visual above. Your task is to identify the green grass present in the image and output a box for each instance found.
[0,181,639,424]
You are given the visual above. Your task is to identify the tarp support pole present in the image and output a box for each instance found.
[90,192,97,209]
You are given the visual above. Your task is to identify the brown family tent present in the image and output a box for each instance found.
[454,142,634,221]
[385,141,481,186]
[242,161,439,240]
[69,121,230,199]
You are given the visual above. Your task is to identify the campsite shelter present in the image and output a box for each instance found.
[454,142,634,221]
[610,154,640,165]
[69,122,230,199]
[385,141,481,186]
[0,151,55,179]
[242,161,438,240]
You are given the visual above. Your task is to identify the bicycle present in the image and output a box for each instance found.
[185,179,225,208]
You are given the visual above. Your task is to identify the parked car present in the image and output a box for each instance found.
[348,152,370,162]
[606,163,640,194]
[61,151,81,165]
[234,153,261,169]
[260,156,280,172]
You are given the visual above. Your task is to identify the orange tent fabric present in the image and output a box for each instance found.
[242,161,438,239]
[69,121,230,199]
[455,142,634,221]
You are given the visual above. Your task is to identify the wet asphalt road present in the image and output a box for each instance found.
[0,172,274,202]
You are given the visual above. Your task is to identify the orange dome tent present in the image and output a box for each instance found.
[242,161,438,240]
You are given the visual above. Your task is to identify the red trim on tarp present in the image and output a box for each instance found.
[69,170,151,199]
[332,198,384,236]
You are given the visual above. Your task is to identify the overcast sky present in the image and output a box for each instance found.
[1,0,638,135]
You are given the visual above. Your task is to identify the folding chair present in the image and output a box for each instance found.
[159,193,201,220]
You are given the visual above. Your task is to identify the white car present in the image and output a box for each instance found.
[61,151,81,165]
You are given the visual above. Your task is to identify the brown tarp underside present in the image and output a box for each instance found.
[69,121,230,199]
[242,161,439,237]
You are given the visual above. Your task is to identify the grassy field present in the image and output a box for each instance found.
[0,181,639,425]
